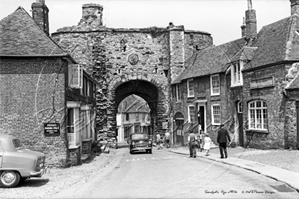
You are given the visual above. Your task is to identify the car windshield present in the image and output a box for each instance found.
[131,134,149,140]
[12,139,24,149]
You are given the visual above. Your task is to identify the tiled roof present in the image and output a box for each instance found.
[286,74,299,90]
[0,7,67,56]
[118,95,150,113]
[230,46,257,63]
[244,15,299,71]
[172,38,246,84]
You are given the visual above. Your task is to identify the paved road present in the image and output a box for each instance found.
[52,148,298,198]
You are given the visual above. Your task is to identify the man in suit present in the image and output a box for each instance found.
[164,131,171,148]
[188,130,197,158]
[217,124,231,159]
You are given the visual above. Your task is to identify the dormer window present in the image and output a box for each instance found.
[231,61,244,87]
[187,79,194,97]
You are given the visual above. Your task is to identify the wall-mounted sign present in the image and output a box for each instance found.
[250,77,274,89]
[128,53,139,65]
[44,123,60,137]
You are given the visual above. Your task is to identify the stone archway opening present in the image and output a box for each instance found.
[116,94,151,142]
[115,80,159,140]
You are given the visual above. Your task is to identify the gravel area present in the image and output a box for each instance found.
[0,150,117,198]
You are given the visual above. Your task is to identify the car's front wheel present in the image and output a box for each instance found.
[0,170,20,188]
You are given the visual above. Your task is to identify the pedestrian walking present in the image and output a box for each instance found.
[203,133,212,156]
[158,135,164,149]
[197,131,204,152]
[165,131,171,148]
[187,131,197,158]
[156,133,160,146]
[217,124,231,159]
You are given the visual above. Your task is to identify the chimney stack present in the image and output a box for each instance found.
[31,0,49,35]
[80,4,103,27]
[245,0,257,40]
[290,0,299,15]
[241,17,246,37]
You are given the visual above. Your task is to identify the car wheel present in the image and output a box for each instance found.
[149,149,152,154]
[0,171,21,188]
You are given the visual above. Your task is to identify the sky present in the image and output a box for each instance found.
[0,0,291,45]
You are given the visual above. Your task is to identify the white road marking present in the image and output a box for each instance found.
[125,155,184,163]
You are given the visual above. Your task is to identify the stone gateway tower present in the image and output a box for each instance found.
[51,4,213,138]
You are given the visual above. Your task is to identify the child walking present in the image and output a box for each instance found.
[203,133,212,156]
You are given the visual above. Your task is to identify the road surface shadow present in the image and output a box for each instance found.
[17,178,49,187]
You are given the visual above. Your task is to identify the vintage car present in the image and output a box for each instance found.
[128,133,152,154]
[0,134,46,188]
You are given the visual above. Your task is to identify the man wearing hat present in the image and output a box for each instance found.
[217,124,231,159]
[188,130,198,158]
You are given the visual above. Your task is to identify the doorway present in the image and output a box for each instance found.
[237,101,244,147]
[174,112,184,145]
[197,104,206,133]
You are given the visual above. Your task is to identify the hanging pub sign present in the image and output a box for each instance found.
[44,123,60,137]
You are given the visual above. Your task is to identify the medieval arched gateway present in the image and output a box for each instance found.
[113,78,161,139]
[51,3,212,139]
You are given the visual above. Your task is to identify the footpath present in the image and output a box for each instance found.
[167,145,299,192]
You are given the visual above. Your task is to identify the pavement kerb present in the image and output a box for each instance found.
[169,149,240,168]
[167,148,299,192]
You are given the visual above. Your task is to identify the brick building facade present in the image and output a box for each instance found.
[172,38,247,145]
[0,3,98,166]
[234,0,299,149]
[171,0,299,149]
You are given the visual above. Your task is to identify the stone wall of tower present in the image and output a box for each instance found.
[184,30,213,64]
[51,4,213,138]
[52,28,170,136]
[169,27,213,82]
